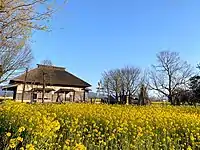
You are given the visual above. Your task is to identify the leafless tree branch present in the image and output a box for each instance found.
[148,51,193,104]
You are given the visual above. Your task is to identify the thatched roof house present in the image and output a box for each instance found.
[3,64,91,102]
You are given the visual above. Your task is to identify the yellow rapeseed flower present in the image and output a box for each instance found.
[26,144,35,150]
[18,126,25,133]
[17,137,23,142]
[6,132,11,137]
[65,139,70,145]
[9,139,16,148]
[1,101,200,149]
[75,143,86,150]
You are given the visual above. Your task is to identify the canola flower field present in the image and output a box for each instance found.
[0,101,200,150]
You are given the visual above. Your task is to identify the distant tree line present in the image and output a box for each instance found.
[101,66,150,105]
[101,51,200,106]
[102,66,140,104]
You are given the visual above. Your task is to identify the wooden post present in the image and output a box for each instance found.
[73,91,75,102]
[83,89,86,102]
[0,65,3,78]
[42,72,46,103]
[65,92,66,102]
[22,68,28,103]
[51,93,53,102]
[13,90,16,101]
[56,92,59,102]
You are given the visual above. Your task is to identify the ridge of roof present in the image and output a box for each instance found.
[37,64,65,71]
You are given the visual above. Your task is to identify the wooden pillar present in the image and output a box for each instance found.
[13,88,17,101]
[56,92,59,102]
[0,65,2,77]
[65,92,66,102]
[73,91,75,102]
[83,89,86,102]
[52,94,53,102]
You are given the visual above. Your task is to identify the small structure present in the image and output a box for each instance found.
[2,64,91,103]
[96,80,104,98]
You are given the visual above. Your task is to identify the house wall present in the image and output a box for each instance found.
[15,84,88,103]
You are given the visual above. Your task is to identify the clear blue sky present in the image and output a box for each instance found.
[32,0,200,91]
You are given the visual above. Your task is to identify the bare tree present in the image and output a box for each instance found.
[0,0,65,83]
[121,66,141,95]
[41,60,53,66]
[102,66,141,104]
[0,0,66,45]
[1,0,53,53]
[149,51,193,105]
[0,44,33,83]
[102,72,110,100]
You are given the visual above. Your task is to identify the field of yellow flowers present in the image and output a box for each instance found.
[0,101,200,150]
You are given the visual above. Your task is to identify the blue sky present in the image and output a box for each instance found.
[32,0,200,91]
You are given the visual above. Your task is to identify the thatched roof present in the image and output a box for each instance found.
[10,64,91,88]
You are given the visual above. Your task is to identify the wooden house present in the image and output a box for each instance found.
[2,64,91,103]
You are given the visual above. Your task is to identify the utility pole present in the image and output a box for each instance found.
[42,71,46,103]
[21,68,28,103]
